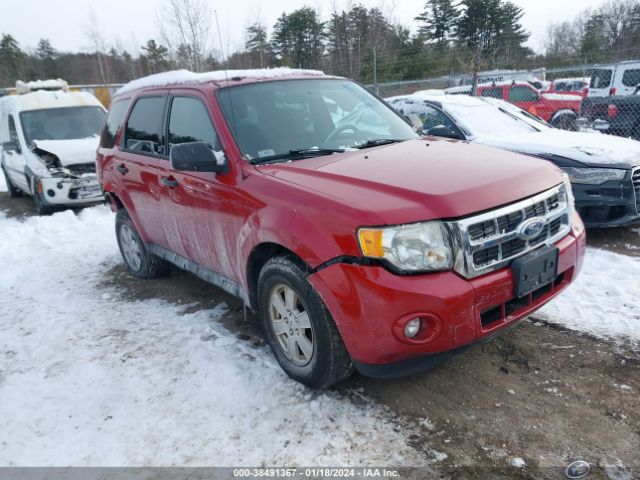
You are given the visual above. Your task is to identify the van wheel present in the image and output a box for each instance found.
[115,209,171,279]
[33,183,54,215]
[1,165,23,198]
[257,255,353,389]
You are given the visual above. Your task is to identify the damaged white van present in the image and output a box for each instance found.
[0,79,106,214]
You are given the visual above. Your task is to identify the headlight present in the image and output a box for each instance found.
[357,221,453,273]
[561,167,626,185]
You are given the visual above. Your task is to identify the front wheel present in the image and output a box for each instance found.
[257,255,353,388]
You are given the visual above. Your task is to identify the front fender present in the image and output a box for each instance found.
[237,204,362,289]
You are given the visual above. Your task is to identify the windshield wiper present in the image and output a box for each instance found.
[355,139,405,149]
[250,148,344,165]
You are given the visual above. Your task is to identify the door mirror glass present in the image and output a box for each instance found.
[425,126,462,140]
[2,141,21,154]
[170,141,227,173]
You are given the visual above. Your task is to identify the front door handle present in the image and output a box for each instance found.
[115,164,129,175]
[161,176,178,188]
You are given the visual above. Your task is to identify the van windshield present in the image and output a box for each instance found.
[20,106,106,144]
[217,79,417,161]
[590,69,613,89]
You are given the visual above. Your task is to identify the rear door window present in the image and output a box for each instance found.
[101,99,130,148]
[168,96,220,150]
[124,96,166,155]
[621,69,640,87]
[509,86,538,102]
[590,69,613,88]
[480,87,504,99]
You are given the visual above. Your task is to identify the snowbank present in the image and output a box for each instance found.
[0,207,428,466]
[539,247,640,345]
[0,171,6,192]
[116,68,326,96]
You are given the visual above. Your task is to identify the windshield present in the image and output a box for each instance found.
[20,106,106,144]
[217,79,418,161]
[443,101,539,137]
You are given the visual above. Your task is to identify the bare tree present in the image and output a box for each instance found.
[84,8,109,84]
[158,0,212,72]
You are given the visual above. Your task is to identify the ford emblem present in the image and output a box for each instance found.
[565,460,591,479]
[517,217,546,241]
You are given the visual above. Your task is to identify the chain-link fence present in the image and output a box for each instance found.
[372,62,640,140]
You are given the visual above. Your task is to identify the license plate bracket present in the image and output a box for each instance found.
[512,246,559,298]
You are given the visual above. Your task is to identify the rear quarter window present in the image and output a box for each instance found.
[100,99,130,148]
[590,69,613,88]
[480,87,503,99]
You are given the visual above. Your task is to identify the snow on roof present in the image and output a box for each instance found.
[0,89,104,112]
[16,79,69,94]
[116,68,327,95]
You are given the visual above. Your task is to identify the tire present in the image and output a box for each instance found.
[551,113,577,131]
[115,209,171,279]
[257,255,354,389]
[1,164,23,198]
[33,179,54,215]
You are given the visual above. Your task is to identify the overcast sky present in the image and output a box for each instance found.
[0,0,608,56]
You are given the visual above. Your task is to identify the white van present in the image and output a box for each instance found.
[588,60,640,97]
[0,79,106,214]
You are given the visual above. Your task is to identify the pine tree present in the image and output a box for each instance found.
[36,38,58,78]
[245,23,270,68]
[142,39,170,73]
[0,34,26,85]
[271,8,325,69]
[415,0,459,48]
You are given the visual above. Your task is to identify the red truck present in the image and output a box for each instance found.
[470,81,583,130]
[97,70,585,388]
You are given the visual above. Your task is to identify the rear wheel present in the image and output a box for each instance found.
[115,209,171,278]
[551,113,578,131]
[257,255,353,388]
[1,164,23,198]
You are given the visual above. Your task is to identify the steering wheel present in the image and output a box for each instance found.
[325,123,363,144]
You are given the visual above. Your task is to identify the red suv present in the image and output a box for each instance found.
[476,81,583,130]
[97,70,585,388]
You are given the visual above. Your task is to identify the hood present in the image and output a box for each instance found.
[475,130,640,169]
[255,138,562,225]
[32,137,100,166]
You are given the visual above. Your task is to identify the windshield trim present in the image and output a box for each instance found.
[214,77,418,163]
[19,105,106,145]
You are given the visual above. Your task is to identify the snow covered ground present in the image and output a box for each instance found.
[0,207,433,467]
[0,170,6,192]
[539,247,640,345]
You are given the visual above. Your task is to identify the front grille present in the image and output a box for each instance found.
[65,162,96,176]
[633,167,640,214]
[454,184,572,278]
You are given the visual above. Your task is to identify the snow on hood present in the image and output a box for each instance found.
[475,130,640,168]
[32,137,100,166]
[541,92,582,102]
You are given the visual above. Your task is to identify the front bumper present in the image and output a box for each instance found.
[572,176,640,227]
[308,213,586,378]
[39,175,104,207]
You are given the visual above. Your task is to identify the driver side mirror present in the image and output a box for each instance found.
[404,113,424,132]
[425,126,462,140]
[2,140,21,154]
[170,141,228,174]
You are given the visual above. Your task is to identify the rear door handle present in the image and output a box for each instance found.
[161,176,178,188]
[115,164,129,175]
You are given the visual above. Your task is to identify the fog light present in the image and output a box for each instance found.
[404,318,422,339]
[47,189,55,198]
